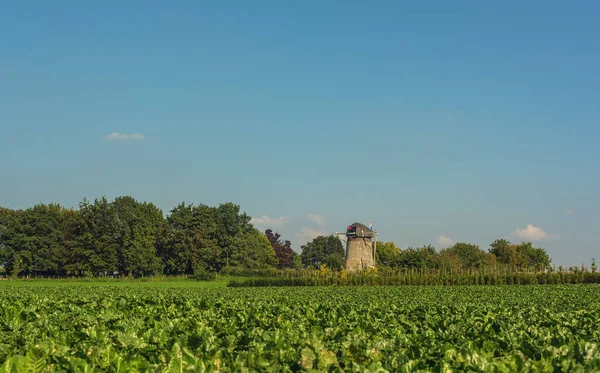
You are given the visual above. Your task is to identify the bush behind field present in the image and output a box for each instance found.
[219,265,281,277]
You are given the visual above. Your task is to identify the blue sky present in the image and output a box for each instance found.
[1,1,599,266]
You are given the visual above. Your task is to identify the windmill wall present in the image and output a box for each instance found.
[345,237,374,271]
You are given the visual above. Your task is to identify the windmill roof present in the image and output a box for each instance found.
[349,222,371,231]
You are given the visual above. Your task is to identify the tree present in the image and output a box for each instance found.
[442,242,495,269]
[11,253,24,278]
[216,203,253,268]
[397,245,439,268]
[489,239,552,269]
[489,239,519,266]
[230,230,277,269]
[111,196,164,276]
[265,229,295,269]
[515,241,551,269]
[375,241,400,267]
[162,203,219,274]
[292,252,302,269]
[162,202,268,273]
[3,204,71,276]
[0,207,21,275]
[300,235,345,269]
[74,197,120,275]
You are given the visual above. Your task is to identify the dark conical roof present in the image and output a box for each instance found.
[346,222,374,238]
[349,222,371,231]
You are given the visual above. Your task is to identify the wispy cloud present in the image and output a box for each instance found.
[307,214,326,227]
[251,215,288,228]
[436,235,453,247]
[295,226,328,242]
[293,214,329,247]
[510,224,558,241]
[105,132,145,141]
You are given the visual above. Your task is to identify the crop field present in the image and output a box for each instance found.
[0,284,599,372]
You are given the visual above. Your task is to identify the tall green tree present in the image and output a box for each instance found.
[7,204,71,276]
[162,203,219,274]
[0,207,23,275]
[216,203,253,269]
[489,239,519,266]
[111,196,164,276]
[442,242,495,269]
[397,245,439,268]
[74,197,120,275]
[515,241,551,269]
[230,230,277,269]
[292,252,302,269]
[488,239,552,268]
[0,204,85,276]
[375,241,400,267]
[300,235,345,269]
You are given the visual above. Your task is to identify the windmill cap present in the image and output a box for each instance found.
[347,222,372,231]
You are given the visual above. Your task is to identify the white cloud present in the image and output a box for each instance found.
[307,214,326,227]
[511,224,558,241]
[105,132,145,141]
[251,215,288,227]
[436,235,453,247]
[566,209,574,215]
[295,226,328,242]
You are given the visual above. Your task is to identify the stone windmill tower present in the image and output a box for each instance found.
[343,222,377,272]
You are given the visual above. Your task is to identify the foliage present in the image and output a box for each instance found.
[515,241,552,268]
[265,229,296,269]
[0,285,599,371]
[374,241,399,267]
[441,242,496,269]
[219,265,280,277]
[0,197,560,277]
[489,239,551,269]
[396,244,438,268]
[0,197,278,278]
[300,235,345,270]
[188,265,217,281]
[292,252,302,269]
[377,240,552,272]
[230,230,277,270]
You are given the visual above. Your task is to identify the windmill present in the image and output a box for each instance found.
[335,220,377,272]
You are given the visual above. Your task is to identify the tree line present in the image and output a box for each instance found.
[0,197,287,277]
[0,196,554,277]
[298,238,552,271]
[374,240,552,270]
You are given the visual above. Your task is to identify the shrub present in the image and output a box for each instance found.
[189,267,216,281]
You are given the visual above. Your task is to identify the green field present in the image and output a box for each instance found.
[1,284,599,372]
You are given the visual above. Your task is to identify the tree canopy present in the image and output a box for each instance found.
[371,240,552,271]
[300,235,345,269]
[265,229,297,269]
[0,197,278,277]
